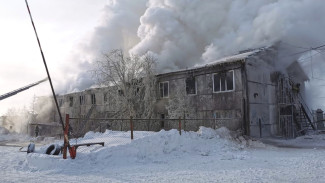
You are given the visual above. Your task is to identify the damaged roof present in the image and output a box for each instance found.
[158,46,270,76]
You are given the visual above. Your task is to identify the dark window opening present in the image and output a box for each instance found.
[79,95,85,105]
[91,94,96,104]
[213,70,234,92]
[226,71,234,90]
[159,82,169,98]
[160,114,165,129]
[59,99,63,107]
[104,93,108,103]
[69,97,73,107]
[214,74,220,92]
[186,76,196,95]
[118,90,124,96]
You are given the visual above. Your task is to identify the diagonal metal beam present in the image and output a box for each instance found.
[0,78,48,101]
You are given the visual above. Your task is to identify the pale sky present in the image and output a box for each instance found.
[0,0,107,115]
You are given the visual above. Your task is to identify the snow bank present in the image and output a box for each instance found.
[22,127,253,173]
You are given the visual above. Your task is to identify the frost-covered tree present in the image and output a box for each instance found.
[92,49,157,118]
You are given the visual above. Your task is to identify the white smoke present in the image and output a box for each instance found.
[130,0,325,70]
[64,0,325,108]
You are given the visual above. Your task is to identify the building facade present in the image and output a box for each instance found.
[49,46,312,138]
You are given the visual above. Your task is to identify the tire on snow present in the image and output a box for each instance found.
[45,144,61,155]
[27,143,35,154]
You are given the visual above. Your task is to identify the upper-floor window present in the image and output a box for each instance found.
[159,81,169,98]
[79,95,85,105]
[91,94,96,104]
[69,97,74,107]
[118,89,124,96]
[213,70,234,93]
[104,93,108,103]
[186,76,196,95]
[59,99,63,107]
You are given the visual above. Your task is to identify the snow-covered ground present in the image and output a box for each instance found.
[1,127,325,183]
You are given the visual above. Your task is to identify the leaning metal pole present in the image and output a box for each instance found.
[24,0,65,132]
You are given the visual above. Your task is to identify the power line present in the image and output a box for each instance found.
[298,51,322,63]
[279,43,325,59]
[281,42,309,49]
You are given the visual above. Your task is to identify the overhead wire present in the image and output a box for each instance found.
[279,43,325,59]
[281,42,309,49]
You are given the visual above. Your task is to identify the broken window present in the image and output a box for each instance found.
[160,114,165,129]
[91,94,96,104]
[118,89,124,96]
[213,70,234,92]
[59,99,63,107]
[159,81,169,98]
[79,95,85,105]
[103,93,108,103]
[186,76,196,95]
[69,97,73,107]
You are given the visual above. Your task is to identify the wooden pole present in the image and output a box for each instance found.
[63,114,69,159]
[130,116,134,140]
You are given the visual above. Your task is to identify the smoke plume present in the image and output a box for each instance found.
[64,0,325,108]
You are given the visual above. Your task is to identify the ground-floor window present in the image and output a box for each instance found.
[159,81,169,98]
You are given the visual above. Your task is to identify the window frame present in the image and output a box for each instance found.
[185,76,197,95]
[79,95,85,105]
[103,93,108,103]
[69,96,74,107]
[212,70,235,93]
[91,94,96,105]
[159,81,169,98]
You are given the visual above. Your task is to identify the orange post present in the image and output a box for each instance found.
[69,146,76,159]
[179,117,182,135]
[63,114,69,159]
[130,116,134,140]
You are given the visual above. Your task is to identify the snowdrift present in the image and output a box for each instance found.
[22,127,263,173]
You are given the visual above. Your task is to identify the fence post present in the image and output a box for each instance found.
[130,116,134,140]
[179,117,182,135]
[63,114,69,159]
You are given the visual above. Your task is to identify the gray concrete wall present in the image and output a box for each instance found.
[245,48,278,137]
[156,61,245,131]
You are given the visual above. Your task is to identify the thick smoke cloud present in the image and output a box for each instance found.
[67,0,325,107]
[55,0,147,93]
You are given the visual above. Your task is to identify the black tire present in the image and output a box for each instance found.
[27,143,35,154]
[45,144,61,155]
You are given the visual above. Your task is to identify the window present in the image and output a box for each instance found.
[213,70,234,93]
[104,93,108,103]
[186,76,196,95]
[79,95,85,105]
[159,81,169,98]
[91,94,96,104]
[59,99,63,107]
[160,114,165,129]
[118,89,124,96]
[69,97,73,107]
